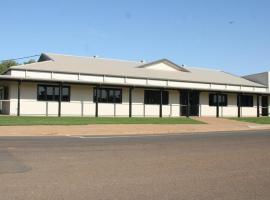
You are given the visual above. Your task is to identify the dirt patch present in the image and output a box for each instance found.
[0,117,268,137]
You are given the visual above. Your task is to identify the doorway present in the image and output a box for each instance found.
[180,90,200,116]
[261,96,269,116]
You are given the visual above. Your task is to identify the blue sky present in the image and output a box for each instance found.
[1,0,270,75]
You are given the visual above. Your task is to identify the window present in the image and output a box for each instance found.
[94,88,122,103]
[62,87,70,101]
[144,90,169,105]
[209,94,227,106]
[37,85,70,101]
[238,95,253,107]
[0,87,9,100]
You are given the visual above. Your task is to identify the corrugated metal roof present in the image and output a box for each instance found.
[9,53,265,87]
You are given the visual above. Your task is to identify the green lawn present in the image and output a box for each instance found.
[0,116,204,126]
[230,117,270,124]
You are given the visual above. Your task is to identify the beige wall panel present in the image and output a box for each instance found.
[98,103,115,116]
[79,75,103,82]
[145,105,159,116]
[26,71,51,79]
[147,79,167,86]
[53,73,78,80]
[10,70,25,77]
[104,77,125,84]
[125,78,147,85]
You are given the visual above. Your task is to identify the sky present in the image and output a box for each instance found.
[0,0,270,75]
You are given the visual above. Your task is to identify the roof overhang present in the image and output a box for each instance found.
[0,74,268,94]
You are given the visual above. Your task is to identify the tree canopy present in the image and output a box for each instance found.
[0,59,36,74]
[23,59,36,65]
[0,60,18,74]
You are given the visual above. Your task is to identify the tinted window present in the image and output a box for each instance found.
[238,95,253,107]
[94,88,122,103]
[144,90,169,105]
[114,89,122,103]
[62,87,70,101]
[209,94,227,106]
[46,86,54,101]
[37,85,46,101]
[37,85,70,102]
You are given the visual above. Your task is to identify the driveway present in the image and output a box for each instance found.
[0,117,269,136]
[0,130,270,200]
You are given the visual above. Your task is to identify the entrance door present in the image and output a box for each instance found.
[262,96,269,116]
[0,87,3,114]
[180,90,199,116]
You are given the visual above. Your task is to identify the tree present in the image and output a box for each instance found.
[0,59,36,74]
[0,60,18,74]
[23,59,36,65]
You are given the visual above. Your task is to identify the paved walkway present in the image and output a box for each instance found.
[0,117,269,136]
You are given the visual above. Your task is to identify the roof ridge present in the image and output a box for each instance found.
[44,52,142,64]
[10,60,52,68]
[186,66,221,71]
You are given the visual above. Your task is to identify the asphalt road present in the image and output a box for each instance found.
[0,130,270,200]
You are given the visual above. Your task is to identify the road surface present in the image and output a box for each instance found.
[0,130,270,200]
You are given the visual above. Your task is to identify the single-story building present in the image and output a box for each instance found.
[0,53,269,117]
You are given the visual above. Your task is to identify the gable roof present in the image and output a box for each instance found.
[137,59,190,72]
[9,53,265,87]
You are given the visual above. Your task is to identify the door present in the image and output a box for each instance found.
[261,96,269,116]
[0,87,4,113]
[180,90,199,116]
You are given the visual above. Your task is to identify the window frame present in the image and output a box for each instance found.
[37,84,70,102]
[144,90,169,105]
[238,95,253,107]
[93,87,122,104]
[209,93,228,107]
[0,86,9,100]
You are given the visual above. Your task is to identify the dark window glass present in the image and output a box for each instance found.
[238,95,253,107]
[46,86,54,101]
[37,85,46,101]
[114,89,122,103]
[2,87,9,100]
[62,87,70,101]
[3,87,9,100]
[54,87,60,101]
[37,85,70,102]
[144,90,169,105]
[209,94,227,106]
[0,88,4,100]
[94,88,122,103]
[108,90,114,102]
[101,89,108,102]
[93,88,98,102]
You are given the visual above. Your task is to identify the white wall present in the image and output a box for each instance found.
[200,92,216,117]
[6,82,267,117]
[220,94,238,117]
[143,62,179,71]
[200,92,260,117]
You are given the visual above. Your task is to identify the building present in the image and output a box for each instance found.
[0,53,269,117]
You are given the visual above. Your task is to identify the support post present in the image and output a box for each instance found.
[159,89,163,118]
[95,86,99,117]
[17,81,21,116]
[129,87,133,117]
[186,90,190,118]
[58,82,62,117]
[179,90,181,117]
[237,94,241,118]
[257,94,260,117]
[216,93,220,118]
